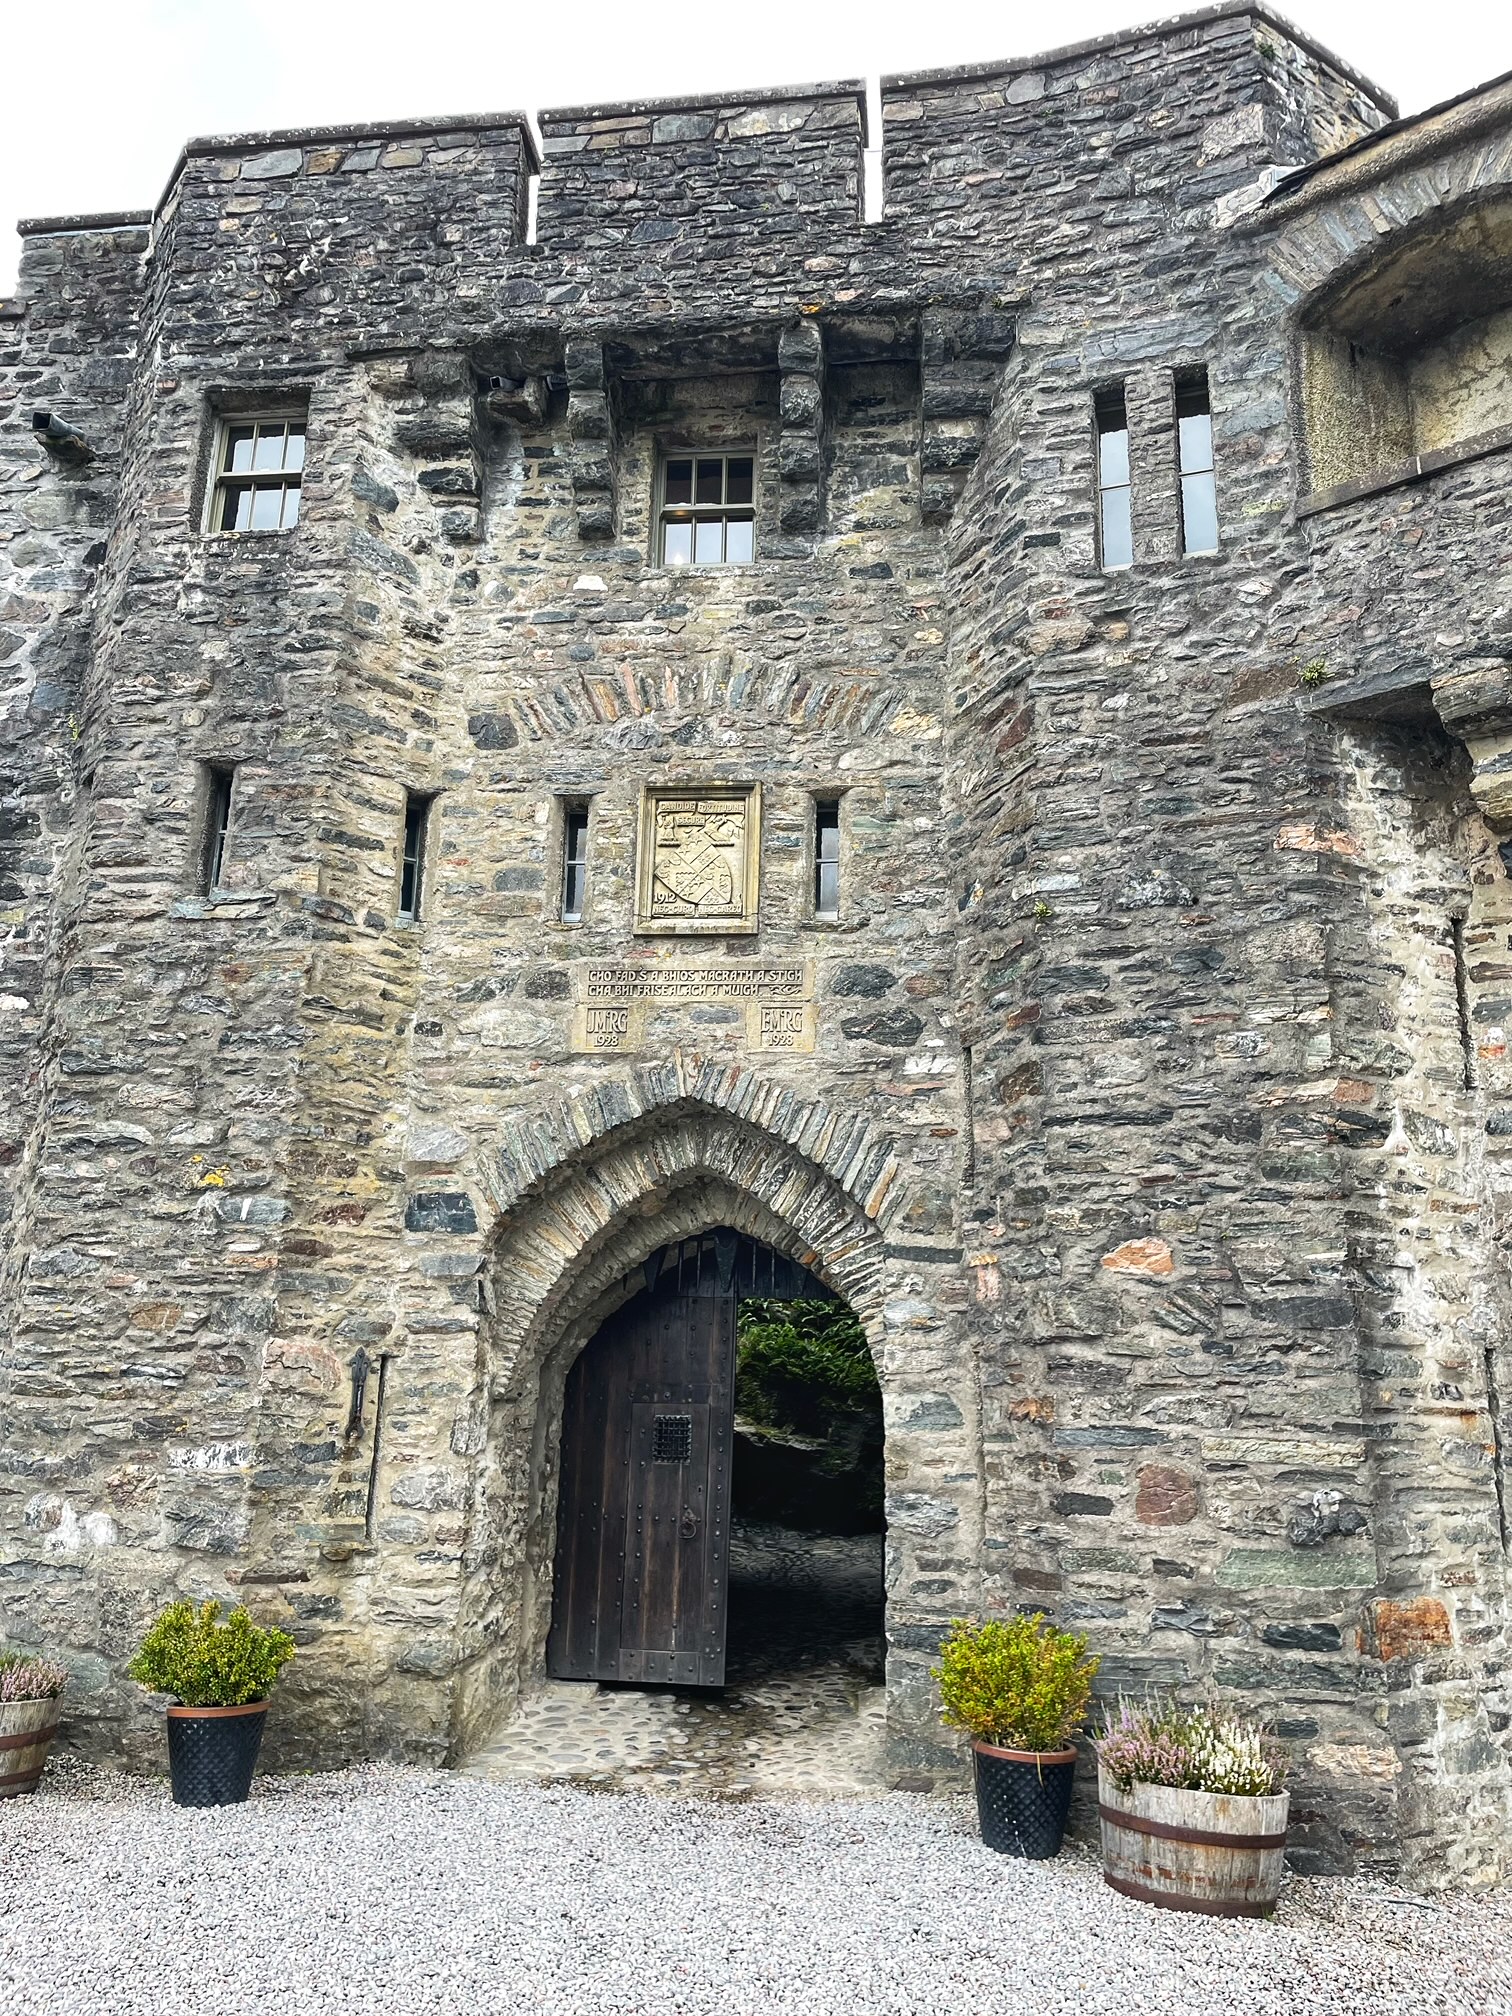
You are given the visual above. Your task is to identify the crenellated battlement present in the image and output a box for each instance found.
[4,3,1398,306]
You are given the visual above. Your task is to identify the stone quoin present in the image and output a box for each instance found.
[2,1,1511,1888]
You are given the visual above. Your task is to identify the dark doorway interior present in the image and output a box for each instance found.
[546,1228,885,1699]
[727,1280,886,1690]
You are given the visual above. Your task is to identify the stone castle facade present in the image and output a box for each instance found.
[3,1,1512,1885]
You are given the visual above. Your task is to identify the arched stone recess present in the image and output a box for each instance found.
[1271,134,1512,497]
[445,1055,979,1772]
[1272,144,1512,835]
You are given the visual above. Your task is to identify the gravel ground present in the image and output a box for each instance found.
[3,1762,1510,2016]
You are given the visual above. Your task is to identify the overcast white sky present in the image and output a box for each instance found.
[3,0,1509,290]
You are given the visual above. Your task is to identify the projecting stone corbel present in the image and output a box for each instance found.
[482,373,547,428]
[1431,662,1512,837]
[777,319,826,537]
[1321,655,1512,859]
[369,350,483,543]
[918,307,1013,524]
[565,336,616,542]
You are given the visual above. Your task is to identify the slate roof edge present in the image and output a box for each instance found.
[17,211,153,239]
[881,3,1397,117]
[1266,63,1512,204]
[539,80,868,128]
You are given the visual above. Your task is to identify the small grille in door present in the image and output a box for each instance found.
[653,1414,693,1463]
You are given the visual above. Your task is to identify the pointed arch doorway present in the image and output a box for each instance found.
[546,1227,844,1690]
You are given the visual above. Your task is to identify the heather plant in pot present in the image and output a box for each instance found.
[129,1600,296,1808]
[0,1651,69,1798]
[1096,1698,1290,1917]
[935,1614,1099,1858]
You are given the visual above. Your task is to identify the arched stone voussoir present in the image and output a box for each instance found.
[1274,172,1512,325]
[484,1112,892,1391]
[507,1179,871,1385]
[481,1052,903,1231]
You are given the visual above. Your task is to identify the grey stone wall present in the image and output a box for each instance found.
[2,1,1510,1885]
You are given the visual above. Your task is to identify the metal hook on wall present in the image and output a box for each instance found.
[345,1347,372,1442]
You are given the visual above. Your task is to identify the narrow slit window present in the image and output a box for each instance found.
[658,451,755,568]
[814,798,841,919]
[1176,369,1218,555]
[210,411,306,533]
[200,765,235,894]
[562,803,590,922]
[1095,386,1132,570]
[399,793,430,922]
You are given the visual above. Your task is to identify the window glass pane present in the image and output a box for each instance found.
[663,520,693,567]
[1178,411,1212,475]
[726,456,754,505]
[231,486,255,532]
[664,459,693,506]
[400,799,429,920]
[724,518,754,566]
[284,425,306,473]
[694,518,724,565]
[1098,427,1129,488]
[250,485,283,531]
[817,859,840,915]
[225,425,256,473]
[563,810,588,920]
[281,485,301,530]
[1101,485,1132,569]
[695,458,724,506]
[252,424,287,473]
[1181,471,1219,555]
[204,770,233,893]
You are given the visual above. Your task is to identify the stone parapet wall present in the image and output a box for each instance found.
[146,117,537,356]
[880,7,1388,240]
[537,83,867,249]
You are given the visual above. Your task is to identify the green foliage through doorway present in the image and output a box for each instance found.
[735,1298,878,1437]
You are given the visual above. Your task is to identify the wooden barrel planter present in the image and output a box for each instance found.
[0,1696,64,1798]
[1098,1765,1289,1918]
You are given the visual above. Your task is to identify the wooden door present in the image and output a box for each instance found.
[547,1250,735,1686]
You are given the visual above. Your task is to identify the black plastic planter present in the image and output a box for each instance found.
[166,1701,268,1807]
[972,1740,1078,1859]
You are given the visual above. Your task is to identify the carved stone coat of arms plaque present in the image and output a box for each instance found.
[635,786,761,934]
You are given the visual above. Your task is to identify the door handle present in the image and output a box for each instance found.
[680,1508,700,1539]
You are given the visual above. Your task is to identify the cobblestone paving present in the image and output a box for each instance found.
[468,1524,890,1796]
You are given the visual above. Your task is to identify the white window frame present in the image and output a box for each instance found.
[656,449,757,569]
[206,411,307,535]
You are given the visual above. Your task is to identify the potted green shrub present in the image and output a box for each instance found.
[934,1613,1099,1858]
[0,1651,69,1798]
[129,1600,295,1808]
[1097,1698,1289,1916]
